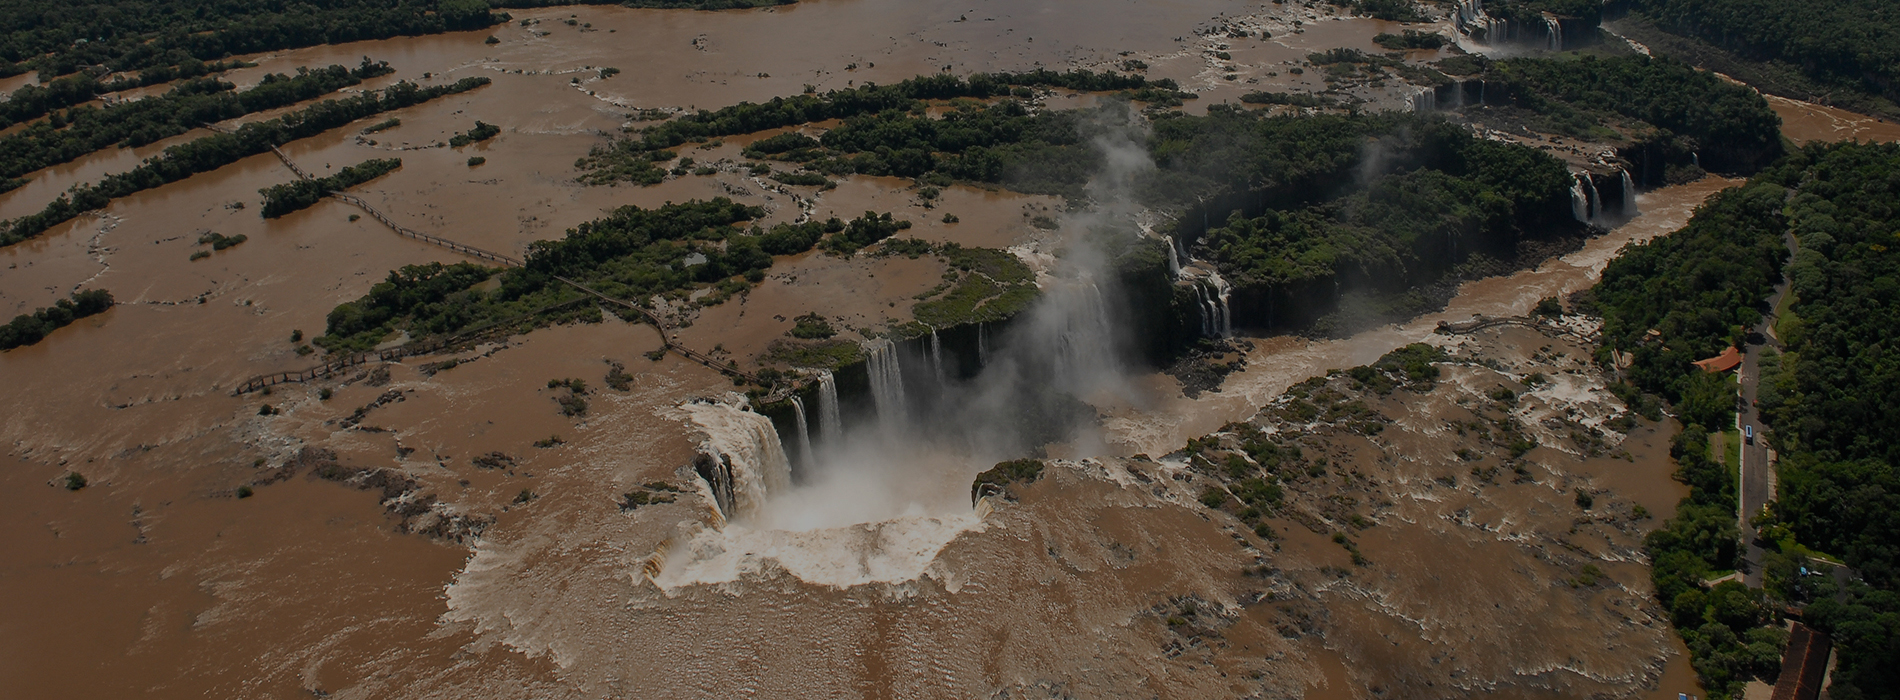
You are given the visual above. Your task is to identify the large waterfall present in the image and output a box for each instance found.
[866,339,908,426]
[816,370,843,445]
[683,396,794,522]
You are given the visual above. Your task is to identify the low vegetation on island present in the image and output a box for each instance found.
[0,76,490,248]
[0,289,114,351]
[260,158,403,218]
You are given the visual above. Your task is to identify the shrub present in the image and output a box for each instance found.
[468,156,486,166]
[789,313,836,339]
[62,472,87,490]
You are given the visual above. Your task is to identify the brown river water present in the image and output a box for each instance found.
[2,1,1889,696]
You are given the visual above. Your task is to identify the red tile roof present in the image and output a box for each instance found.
[1694,346,1742,373]
[1771,622,1832,700]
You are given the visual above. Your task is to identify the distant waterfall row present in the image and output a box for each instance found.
[1452,0,1577,51]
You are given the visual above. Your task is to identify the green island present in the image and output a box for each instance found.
[0,58,394,194]
[260,158,405,219]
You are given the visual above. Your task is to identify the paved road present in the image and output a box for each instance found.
[1737,233,1797,588]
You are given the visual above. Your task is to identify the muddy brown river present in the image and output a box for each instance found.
[2,1,1890,697]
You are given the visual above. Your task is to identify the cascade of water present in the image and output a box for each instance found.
[1412,89,1436,113]
[1621,169,1640,217]
[1693,152,1701,168]
[1209,271,1233,338]
[1585,175,1602,221]
[929,330,946,387]
[1049,282,1118,388]
[1545,16,1562,51]
[980,324,990,364]
[816,371,843,444]
[684,398,793,521]
[789,396,816,471]
[866,339,908,427]
[1570,174,1590,223]
[1166,237,1182,276]
[1195,283,1215,336]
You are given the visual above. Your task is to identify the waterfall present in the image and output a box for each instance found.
[1049,282,1119,388]
[1412,89,1436,113]
[1196,283,1216,336]
[1693,152,1701,168]
[929,329,946,387]
[1585,175,1602,221]
[683,397,793,522]
[1570,174,1590,223]
[1209,271,1232,338]
[976,322,990,367]
[1193,273,1232,338]
[866,339,908,426]
[816,371,843,444]
[1545,16,1563,51]
[1165,237,1181,276]
[1621,169,1640,217]
[789,396,816,471]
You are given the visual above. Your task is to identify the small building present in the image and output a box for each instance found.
[1693,346,1742,373]
[1771,622,1832,700]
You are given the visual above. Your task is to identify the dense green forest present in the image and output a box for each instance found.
[0,76,489,248]
[1626,0,1900,116]
[1482,0,1602,23]
[315,200,930,353]
[0,0,502,80]
[1476,54,1785,176]
[0,59,392,193]
[0,0,790,84]
[1594,142,1900,699]
[576,70,1176,186]
[0,289,113,350]
[259,158,402,218]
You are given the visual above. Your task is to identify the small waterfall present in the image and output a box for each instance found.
[1620,169,1640,217]
[1210,271,1232,338]
[978,325,991,367]
[1570,174,1590,223]
[1165,237,1181,276]
[684,397,793,522]
[1692,152,1701,168]
[1585,175,1602,220]
[1196,283,1216,336]
[1411,88,1436,113]
[866,339,908,426]
[789,396,816,471]
[1193,272,1233,338]
[1545,16,1563,51]
[816,371,843,444]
